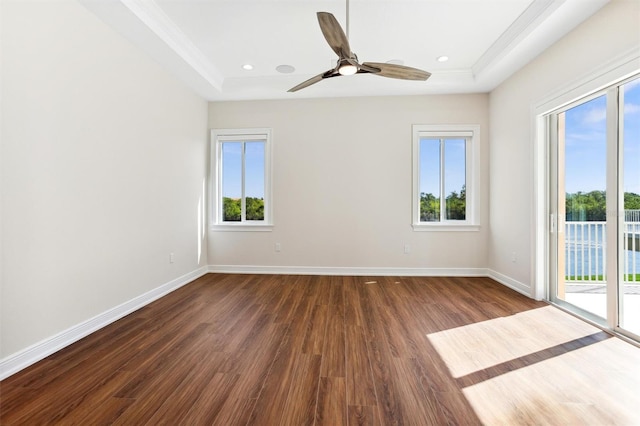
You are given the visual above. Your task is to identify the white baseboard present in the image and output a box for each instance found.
[0,266,208,381]
[208,264,490,277]
[1,265,530,380]
[487,269,532,297]
[210,266,533,296]
[210,265,532,299]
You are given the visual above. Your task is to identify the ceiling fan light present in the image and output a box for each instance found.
[338,64,358,76]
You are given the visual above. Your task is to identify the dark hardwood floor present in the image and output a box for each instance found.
[2,274,640,425]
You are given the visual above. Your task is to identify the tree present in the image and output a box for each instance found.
[420,184,466,221]
[566,191,606,221]
[223,197,241,221]
[625,192,640,210]
[420,192,440,221]
[564,190,640,221]
[446,185,466,220]
[246,197,264,221]
[222,197,264,221]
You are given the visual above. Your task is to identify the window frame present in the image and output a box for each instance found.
[412,124,480,231]
[210,128,273,232]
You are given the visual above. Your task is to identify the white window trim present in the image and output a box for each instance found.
[210,128,273,232]
[412,124,480,232]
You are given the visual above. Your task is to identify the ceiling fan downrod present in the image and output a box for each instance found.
[345,0,350,39]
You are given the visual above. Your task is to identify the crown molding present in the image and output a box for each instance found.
[120,0,224,91]
[472,0,564,78]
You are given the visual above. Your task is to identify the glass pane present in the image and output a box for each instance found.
[560,94,607,318]
[245,141,265,221]
[621,77,640,336]
[444,139,466,220]
[419,138,440,222]
[221,142,242,222]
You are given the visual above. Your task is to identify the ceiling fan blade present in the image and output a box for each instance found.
[317,12,352,58]
[357,63,381,74]
[362,62,431,81]
[288,70,336,92]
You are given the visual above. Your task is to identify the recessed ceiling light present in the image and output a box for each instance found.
[275,64,295,74]
[242,64,254,70]
[437,56,449,63]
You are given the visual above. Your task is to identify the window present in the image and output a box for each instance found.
[412,124,480,231]
[211,128,272,230]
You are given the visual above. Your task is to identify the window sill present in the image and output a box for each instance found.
[412,223,480,232]
[210,224,274,232]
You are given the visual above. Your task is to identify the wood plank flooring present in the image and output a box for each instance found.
[2,274,640,425]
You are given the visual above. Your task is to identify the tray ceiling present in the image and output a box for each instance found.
[80,0,609,100]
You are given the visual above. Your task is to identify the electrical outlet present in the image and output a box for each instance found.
[275,243,281,252]
[170,253,175,263]
[404,244,410,255]
[511,252,517,263]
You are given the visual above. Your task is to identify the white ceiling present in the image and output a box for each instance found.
[80,0,610,101]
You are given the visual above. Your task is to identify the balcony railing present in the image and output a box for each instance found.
[626,209,640,222]
[565,212,640,283]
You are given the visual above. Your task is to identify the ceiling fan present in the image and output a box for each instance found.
[288,5,431,92]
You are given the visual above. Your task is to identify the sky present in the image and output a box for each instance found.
[221,141,265,199]
[564,77,640,195]
[419,138,466,197]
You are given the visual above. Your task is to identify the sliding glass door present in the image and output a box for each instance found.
[620,78,640,337]
[549,74,640,340]
[550,94,609,322]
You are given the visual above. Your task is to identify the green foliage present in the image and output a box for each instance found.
[566,190,606,221]
[246,197,264,221]
[565,191,640,221]
[566,274,640,281]
[223,197,241,221]
[566,275,604,281]
[625,192,640,210]
[446,185,466,220]
[420,185,466,221]
[222,197,264,221]
[419,192,440,221]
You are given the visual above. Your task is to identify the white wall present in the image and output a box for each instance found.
[489,0,640,294]
[208,94,490,273]
[5,0,633,377]
[1,0,208,360]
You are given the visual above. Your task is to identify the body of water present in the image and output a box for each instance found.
[565,222,640,281]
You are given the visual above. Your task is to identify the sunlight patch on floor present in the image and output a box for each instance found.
[427,305,640,425]
[426,306,598,378]
[461,337,640,425]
